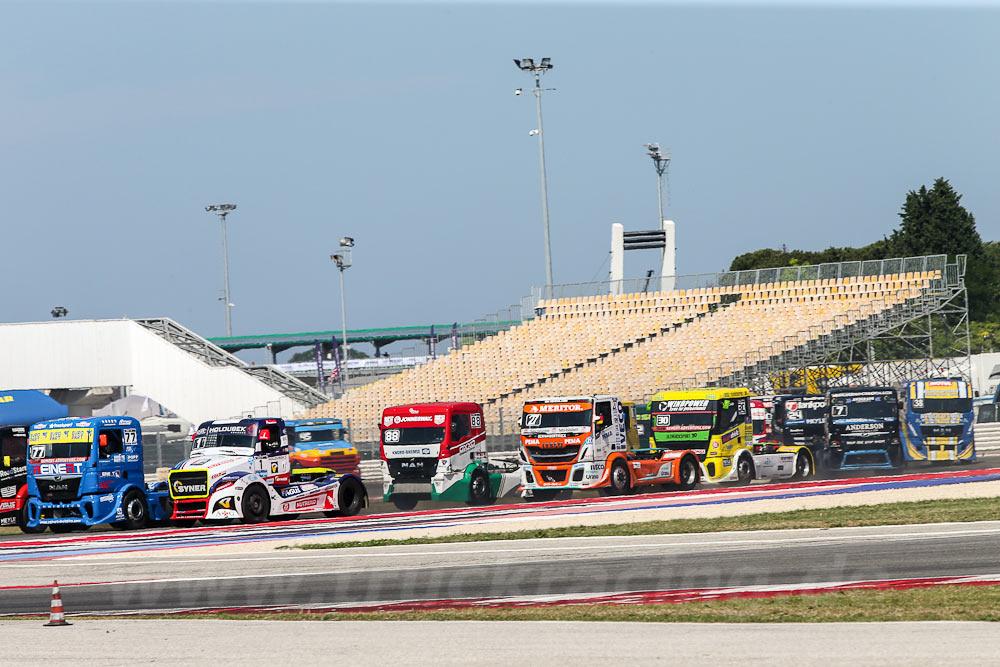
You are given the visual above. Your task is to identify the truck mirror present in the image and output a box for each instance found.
[516,416,523,428]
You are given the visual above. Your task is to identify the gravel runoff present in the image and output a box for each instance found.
[3,619,1000,666]
[62,477,1000,561]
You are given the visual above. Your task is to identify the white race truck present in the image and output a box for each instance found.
[166,417,367,524]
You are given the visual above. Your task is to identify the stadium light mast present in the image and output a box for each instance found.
[331,237,354,384]
[205,204,237,336]
[514,57,555,292]
[644,143,670,224]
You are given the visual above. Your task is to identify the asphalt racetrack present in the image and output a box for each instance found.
[3,463,1000,616]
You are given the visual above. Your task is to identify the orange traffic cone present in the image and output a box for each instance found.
[43,580,71,627]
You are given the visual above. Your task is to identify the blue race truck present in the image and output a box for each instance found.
[24,416,171,533]
[900,378,975,463]
[825,386,903,471]
[0,390,69,533]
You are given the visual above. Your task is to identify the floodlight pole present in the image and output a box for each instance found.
[645,143,670,225]
[205,204,237,336]
[515,58,555,293]
[331,237,354,386]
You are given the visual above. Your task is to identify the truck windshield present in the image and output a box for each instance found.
[289,428,345,444]
[194,433,256,449]
[830,395,896,420]
[653,411,715,430]
[521,407,593,429]
[911,397,972,414]
[383,427,445,445]
[29,442,91,459]
[1,431,26,468]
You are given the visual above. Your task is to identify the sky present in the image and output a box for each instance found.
[2,1,998,361]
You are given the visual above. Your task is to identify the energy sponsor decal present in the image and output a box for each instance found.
[172,479,208,496]
[28,428,93,445]
[383,415,435,426]
[653,400,710,412]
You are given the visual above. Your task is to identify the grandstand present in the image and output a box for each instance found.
[300,254,969,444]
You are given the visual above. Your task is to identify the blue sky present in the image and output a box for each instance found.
[2,1,997,359]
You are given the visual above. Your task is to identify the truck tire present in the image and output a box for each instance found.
[466,469,494,506]
[241,485,271,524]
[677,455,699,490]
[110,489,149,531]
[18,504,44,534]
[609,459,632,495]
[326,476,365,517]
[793,452,812,479]
[735,454,754,485]
[391,494,420,511]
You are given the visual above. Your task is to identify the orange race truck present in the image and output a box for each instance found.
[519,395,701,501]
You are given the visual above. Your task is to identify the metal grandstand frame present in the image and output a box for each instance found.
[524,253,971,396]
[699,254,972,394]
[134,318,330,408]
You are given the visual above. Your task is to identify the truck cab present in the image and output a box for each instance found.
[650,388,755,484]
[749,397,773,444]
[0,426,31,531]
[24,417,171,532]
[169,417,367,524]
[825,386,903,470]
[519,395,700,500]
[651,388,815,483]
[284,418,361,476]
[380,402,519,511]
[900,379,975,463]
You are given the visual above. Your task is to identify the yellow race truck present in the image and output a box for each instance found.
[649,388,815,484]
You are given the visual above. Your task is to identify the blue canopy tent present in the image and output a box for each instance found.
[0,390,68,427]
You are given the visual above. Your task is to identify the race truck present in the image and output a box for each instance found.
[284,418,361,475]
[0,390,69,533]
[749,396,773,444]
[900,378,975,463]
[381,402,521,511]
[1,426,32,532]
[825,386,903,470]
[23,416,172,533]
[768,394,828,470]
[168,418,367,524]
[650,388,815,484]
[519,395,702,501]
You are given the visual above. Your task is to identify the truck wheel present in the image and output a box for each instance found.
[793,452,812,479]
[736,455,754,485]
[18,504,44,534]
[609,459,632,495]
[391,494,420,511]
[677,456,699,490]
[241,485,271,524]
[467,470,494,506]
[110,490,149,531]
[327,477,365,517]
[889,444,905,470]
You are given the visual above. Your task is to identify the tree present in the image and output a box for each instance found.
[889,178,983,259]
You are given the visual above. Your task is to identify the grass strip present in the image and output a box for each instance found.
[56,585,1000,623]
[291,495,1000,550]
